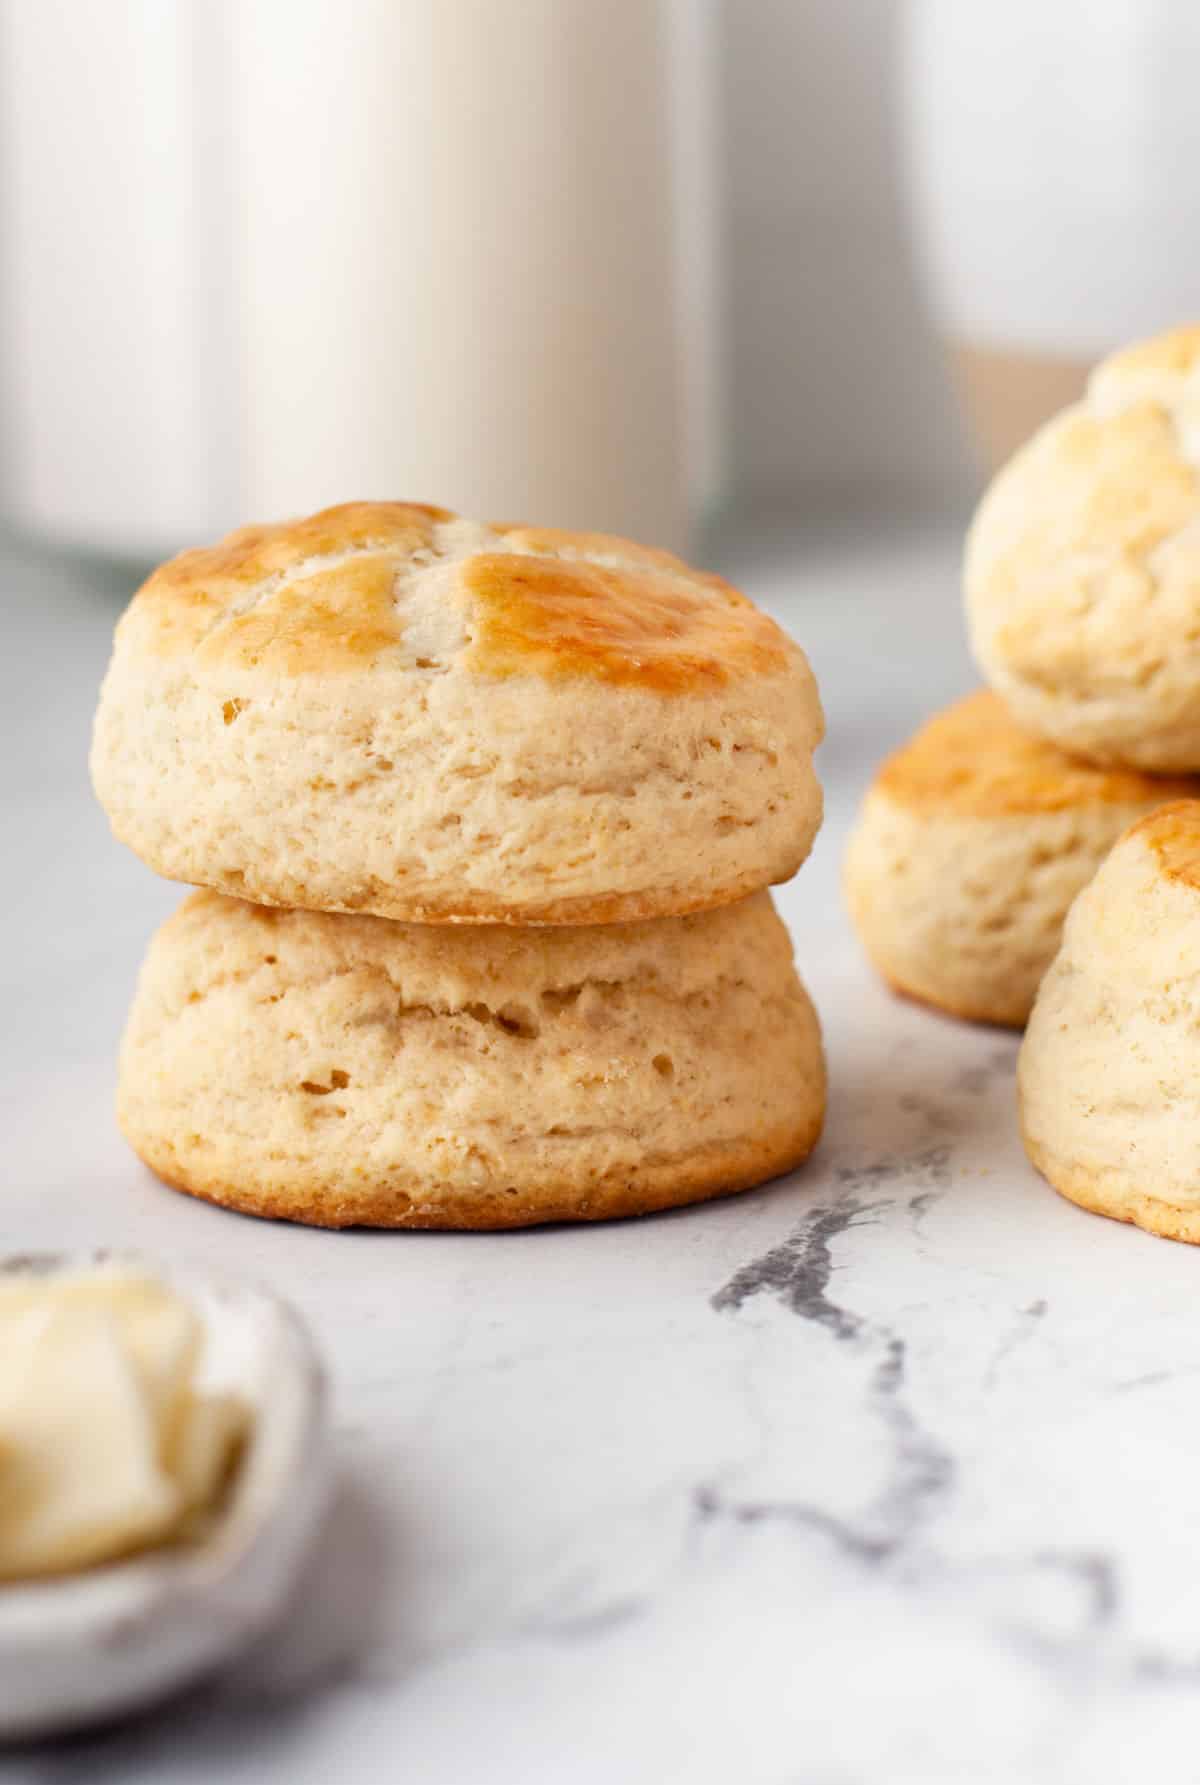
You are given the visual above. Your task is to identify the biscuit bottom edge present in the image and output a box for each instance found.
[876,963,1029,1032]
[123,1113,825,1231]
[1023,1132,1200,1245]
[136,853,813,929]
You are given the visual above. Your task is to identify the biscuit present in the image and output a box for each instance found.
[117,889,826,1229]
[1020,801,1200,1241]
[966,323,1200,770]
[91,503,824,924]
[844,692,1199,1027]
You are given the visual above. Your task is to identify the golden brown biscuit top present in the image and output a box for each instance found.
[1131,800,1200,889]
[874,691,1200,817]
[120,501,793,689]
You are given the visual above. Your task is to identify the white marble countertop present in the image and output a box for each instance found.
[6,520,1200,1784]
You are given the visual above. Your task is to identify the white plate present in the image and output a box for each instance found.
[0,1250,331,1741]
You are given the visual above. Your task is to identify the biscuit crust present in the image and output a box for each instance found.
[844,694,1194,1028]
[1130,797,1200,889]
[1019,802,1200,1242]
[117,891,826,1230]
[1021,1135,1200,1246]
[874,691,1200,817]
[92,504,824,923]
[966,324,1200,770]
[133,502,790,688]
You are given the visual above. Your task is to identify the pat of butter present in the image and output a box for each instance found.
[0,1271,248,1581]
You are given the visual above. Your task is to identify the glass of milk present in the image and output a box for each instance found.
[0,0,721,558]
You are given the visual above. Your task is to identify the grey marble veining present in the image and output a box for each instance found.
[5,523,1200,1784]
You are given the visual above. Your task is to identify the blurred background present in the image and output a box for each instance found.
[3,0,1198,572]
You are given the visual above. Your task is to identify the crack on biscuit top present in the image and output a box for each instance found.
[118,501,793,688]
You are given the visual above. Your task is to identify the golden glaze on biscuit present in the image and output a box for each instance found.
[1129,799,1200,890]
[463,552,786,690]
[193,558,410,675]
[873,691,1200,818]
[125,499,792,689]
[138,502,450,657]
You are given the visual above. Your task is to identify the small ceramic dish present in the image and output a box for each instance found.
[0,1251,331,1741]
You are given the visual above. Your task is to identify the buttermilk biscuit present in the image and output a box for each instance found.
[91,502,823,924]
[966,324,1200,770]
[117,889,826,1229]
[1020,801,1200,1242]
[844,691,1199,1027]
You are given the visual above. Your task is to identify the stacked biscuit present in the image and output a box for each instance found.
[91,503,827,1229]
[847,324,1200,1029]
[848,322,1200,1243]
